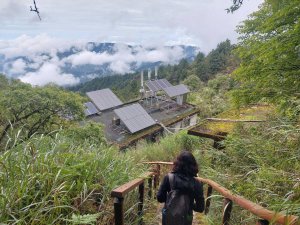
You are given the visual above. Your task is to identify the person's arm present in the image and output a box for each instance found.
[157,175,170,203]
[193,180,205,212]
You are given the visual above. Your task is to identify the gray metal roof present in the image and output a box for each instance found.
[114,103,156,133]
[162,84,190,97]
[86,89,123,111]
[145,79,172,92]
[84,102,99,116]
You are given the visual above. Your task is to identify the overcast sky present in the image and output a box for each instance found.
[0,0,263,52]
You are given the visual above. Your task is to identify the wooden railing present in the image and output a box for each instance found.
[111,162,299,225]
[111,171,158,225]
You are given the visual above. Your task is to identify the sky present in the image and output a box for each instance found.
[0,0,263,52]
[0,0,263,86]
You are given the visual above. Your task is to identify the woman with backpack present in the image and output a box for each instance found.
[157,151,205,225]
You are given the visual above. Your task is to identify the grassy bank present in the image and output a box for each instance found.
[0,123,200,224]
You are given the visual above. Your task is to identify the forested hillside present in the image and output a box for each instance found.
[0,0,299,224]
[70,39,237,102]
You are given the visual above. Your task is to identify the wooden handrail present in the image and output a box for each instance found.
[197,177,298,225]
[206,118,267,123]
[111,171,156,225]
[143,162,299,225]
[111,172,155,198]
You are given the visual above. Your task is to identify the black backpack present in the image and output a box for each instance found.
[163,173,193,225]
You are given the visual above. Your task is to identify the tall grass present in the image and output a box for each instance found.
[0,123,196,224]
[1,115,299,224]
[195,117,300,223]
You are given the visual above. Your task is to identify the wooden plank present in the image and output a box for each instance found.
[206,118,266,123]
[111,172,155,198]
[187,129,225,141]
[197,177,299,224]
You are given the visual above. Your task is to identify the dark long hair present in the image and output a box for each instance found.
[173,151,199,177]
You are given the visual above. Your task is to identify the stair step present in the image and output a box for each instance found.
[144,202,208,225]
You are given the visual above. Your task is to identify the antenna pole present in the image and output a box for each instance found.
[141,70,144,88]
[148,69,151,80]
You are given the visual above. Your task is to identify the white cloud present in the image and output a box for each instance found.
[20,63,79,86]
[67,51,112,66]
[66,44,186,68]
[0,34,79,59]
[0,0,262,52]
[135,46,185,64]
[9,59,27,74]
[109,61,132,74]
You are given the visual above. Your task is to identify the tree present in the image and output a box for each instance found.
[194,52,209,82]
[232,0,300,115]
[206,39,234,75]
[183,75,204,91]
[0,79,85,147]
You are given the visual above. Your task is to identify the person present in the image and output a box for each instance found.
[157,151,205,225]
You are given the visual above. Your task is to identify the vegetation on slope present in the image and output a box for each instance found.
[70,39,237,102]
[0,76,85,149]
[0,121,199,224]
[1,0,299,223]
[232,0,300,118]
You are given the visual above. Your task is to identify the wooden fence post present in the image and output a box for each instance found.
[222,198,233,225]
[138,182,145,225]
[205,185,213,215]
[156,164,161,187]
[114,197,124,225]
[148,177,153,199]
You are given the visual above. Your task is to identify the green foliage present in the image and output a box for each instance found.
[232,0,300,117]
[183,75,204,91]
[162,41,236,85]
[188,74,234,117]
[224,120,300,212]
[63,122,107,147]
[0,128,142,224]
[193,52,209,82]
[70,73,140,102]
[70,40,237,100]
[191,116,300,223]
[0,125,193,224]
[0,74,9,89]
[0,80,85,148]
[206,39,235,75]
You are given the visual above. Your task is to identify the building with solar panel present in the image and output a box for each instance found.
[84,70,199,149]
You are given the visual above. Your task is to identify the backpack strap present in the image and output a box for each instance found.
[168,173,175,190]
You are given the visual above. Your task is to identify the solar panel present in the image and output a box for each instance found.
[114,103,156,133]
[84,102,99,116]
[162,84,190,97]
[86,89,123,111]
[145,79,172,92]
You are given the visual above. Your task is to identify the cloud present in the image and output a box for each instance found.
[66,44,185,67]
[20,63,79,86]
[0,34,78,59]
[109,61,132,74]
[135,46,185,64]
[9,59,27,74]
[0,0,263,52]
